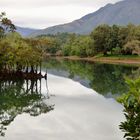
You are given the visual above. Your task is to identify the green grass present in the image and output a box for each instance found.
[96,54,140,60]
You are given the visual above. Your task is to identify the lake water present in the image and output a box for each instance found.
[1,58,140,140]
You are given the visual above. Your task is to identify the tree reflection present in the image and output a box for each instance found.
[0,79,54,136]
[45,58,140,96]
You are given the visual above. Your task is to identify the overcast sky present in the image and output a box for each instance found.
[0,0,122,29]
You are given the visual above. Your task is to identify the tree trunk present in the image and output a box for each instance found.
[26,66,28,73]
[39,62,41,74]
[30,66,34,73]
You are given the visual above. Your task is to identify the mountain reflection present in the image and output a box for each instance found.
[0,79,54,136]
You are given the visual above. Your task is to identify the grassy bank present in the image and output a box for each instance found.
[54,55,140,65]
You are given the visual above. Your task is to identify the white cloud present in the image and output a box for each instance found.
[0,0,121,7]
[0,0,121,29]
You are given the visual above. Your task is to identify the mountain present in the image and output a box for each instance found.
[30,0,140,36]
[16,26,39,37]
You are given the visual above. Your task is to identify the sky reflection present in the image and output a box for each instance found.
[1,74,124,140]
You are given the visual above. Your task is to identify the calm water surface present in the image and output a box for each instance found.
[1,59,140,140]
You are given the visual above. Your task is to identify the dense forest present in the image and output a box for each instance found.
[36,24,140,57]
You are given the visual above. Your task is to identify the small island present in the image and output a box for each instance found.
[0,12,46,80]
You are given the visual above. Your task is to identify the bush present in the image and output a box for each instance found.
[117,78,140,140]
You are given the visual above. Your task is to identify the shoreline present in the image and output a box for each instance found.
[0,71,47,81]
[52,56,140,65]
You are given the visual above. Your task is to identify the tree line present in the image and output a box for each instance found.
[36,24,140,57]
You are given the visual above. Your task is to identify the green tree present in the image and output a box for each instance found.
[0,32,42,74]
[110,25,121,54]
[123,40,140,55]
[90,24,111,55]
[0,12,16,38]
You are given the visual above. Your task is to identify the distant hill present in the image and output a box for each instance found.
[30,0,140,36]
[16,26,39,37]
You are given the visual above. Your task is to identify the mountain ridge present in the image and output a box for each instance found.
[16,26,39,37]
[29,0,140,36]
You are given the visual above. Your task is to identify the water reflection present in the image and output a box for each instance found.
[0,74,124,140]
[45,58,140,97]
[45,58,140,139]
[0,79,54,136]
